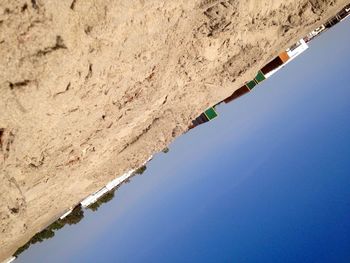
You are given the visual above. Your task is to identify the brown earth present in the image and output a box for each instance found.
[0,0,348,260]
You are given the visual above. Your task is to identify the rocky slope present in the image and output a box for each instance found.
[0,0,348,260]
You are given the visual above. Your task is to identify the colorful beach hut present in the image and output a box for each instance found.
[189,107,218,129]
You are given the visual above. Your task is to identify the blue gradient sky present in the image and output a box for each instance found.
[17,19,350,263]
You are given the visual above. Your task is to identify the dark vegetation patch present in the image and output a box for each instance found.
[14,206,85,257]
[162,147,169,153]
[13,164,148,257]
[134,165,147,175]
[87,189,116,212]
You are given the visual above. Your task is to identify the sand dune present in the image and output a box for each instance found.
[0,0,348,260]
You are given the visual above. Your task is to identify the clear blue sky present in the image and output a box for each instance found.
[17,18,350,263]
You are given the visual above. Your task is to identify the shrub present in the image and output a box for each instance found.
[134,165,147,175]
[162,147,169,153]
[87,189,116,212]
[13,206,85,257]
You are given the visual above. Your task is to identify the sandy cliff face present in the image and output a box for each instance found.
[0,0,347,260]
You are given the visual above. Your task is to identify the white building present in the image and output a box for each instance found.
[80,154,153,208]
[2,256,16,263]
[264,39,309,79]
[286,39,309,59]
[80,169,136,208]
[59,208,73,220]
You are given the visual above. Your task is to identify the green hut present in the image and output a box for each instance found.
[204,107,218,120]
